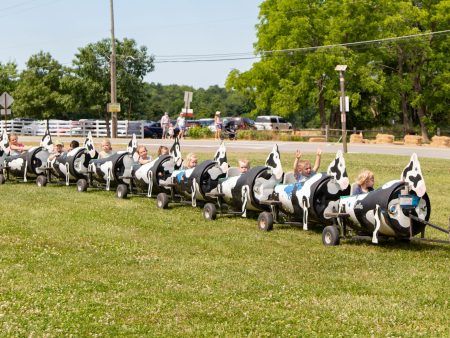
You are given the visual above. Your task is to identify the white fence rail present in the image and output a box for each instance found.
[0,119,145,138]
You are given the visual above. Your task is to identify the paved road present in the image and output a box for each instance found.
[21,136,450,159]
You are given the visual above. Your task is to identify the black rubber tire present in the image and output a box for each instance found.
[0,174,5,185]
[257,211,273,231]
[36,175,47,187]
[77,178,88,192]
[203,203,217,221]
[116,184,128,199]
[322,226,340,246]
[156,192,169,209]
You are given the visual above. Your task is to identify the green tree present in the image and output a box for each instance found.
[13,52,69,119]
[68,38,154,122]
[0,62,19,96]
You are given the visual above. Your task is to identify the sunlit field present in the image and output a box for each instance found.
[0,152,449,336]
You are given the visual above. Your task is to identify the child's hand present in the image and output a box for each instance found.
[295,149,302,159]
[316,148,322,156]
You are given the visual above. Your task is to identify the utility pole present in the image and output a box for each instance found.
[335,65,348,153]
[110,0,118,138]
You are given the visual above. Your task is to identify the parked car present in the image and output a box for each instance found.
[144,122,163,138]
[117,120,143,137]
[21,120,46,135]
[13,117,35,125]
[144,122,180,139]
[197,118,214,128]
[255,115,292,131]
[223,117,256,130]
[186,120,201,128]
[209,117,256,133]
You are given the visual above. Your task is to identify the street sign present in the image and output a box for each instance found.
[0,109,11,115]
[339,96,349,112]
[107,103,121,113]
[0,92,14,108]
[181,108,194,117]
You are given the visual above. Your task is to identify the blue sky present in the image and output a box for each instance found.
[1,0,262,88]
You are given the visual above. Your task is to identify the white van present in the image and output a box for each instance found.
[255,116,292,131]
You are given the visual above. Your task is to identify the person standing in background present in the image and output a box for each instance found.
[214,111,222,141]
[176,113,186,139]
[161,112,170,139]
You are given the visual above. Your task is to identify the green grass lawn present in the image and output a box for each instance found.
[1,152,449,336]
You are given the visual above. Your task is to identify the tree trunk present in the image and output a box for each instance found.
[397,51,410,135]
[329,105,338,129]
[318,87,326,128]
[413,74,430,142]
[401,93,410,134]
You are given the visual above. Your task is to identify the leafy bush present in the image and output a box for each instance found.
[188,126,213,139]
[237,130,305,141]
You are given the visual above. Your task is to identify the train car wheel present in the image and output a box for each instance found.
[116,184,128,199]
[0,174,5,185]
[203,203,217,221]
[322,226,340,246]
[157,192,169,209]
[257,211,273,231]
[36,175,47,187]
[77,179,88,192]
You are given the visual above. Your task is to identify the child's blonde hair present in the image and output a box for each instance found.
[185,152,197,163]
[294,159,310,174]
[102,139,112,149]
[238,159,250,169]
[356,169,374,185]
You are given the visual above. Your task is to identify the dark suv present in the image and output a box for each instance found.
[144,121,180,138]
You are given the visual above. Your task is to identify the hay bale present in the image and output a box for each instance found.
[375,134,394,144]
[431,136,450,147]
[404,135,422,145]
[350,133,363,143]
[297,130,323,137]
[309,137,326,142]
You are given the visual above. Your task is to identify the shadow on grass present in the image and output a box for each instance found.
[265,221,450,252]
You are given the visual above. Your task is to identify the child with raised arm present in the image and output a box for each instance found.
[293,148,322,183]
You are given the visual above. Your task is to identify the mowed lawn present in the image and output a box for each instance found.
[0,151,449,336]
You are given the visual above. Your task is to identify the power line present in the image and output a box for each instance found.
[0,0,64,19]
[155,56,259,64]
[154,30,450,63]
[8,30,450,68]
[0,0,40,12]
